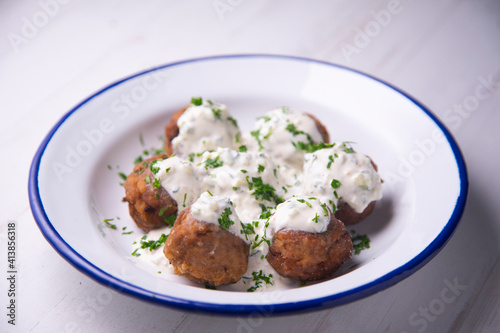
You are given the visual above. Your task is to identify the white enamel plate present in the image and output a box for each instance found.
[29,55,468,314]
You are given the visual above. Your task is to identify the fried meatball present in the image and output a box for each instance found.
[267,214,353,281]
[335,158,379,225]
[306,112,330,143]
[164,106,188,156]
[123,155,177,232]
[335,199,376,225]
[164,207,249,286]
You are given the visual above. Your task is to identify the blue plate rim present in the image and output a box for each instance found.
[28,54,468,315]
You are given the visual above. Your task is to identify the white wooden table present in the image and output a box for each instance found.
[1,1,500,332]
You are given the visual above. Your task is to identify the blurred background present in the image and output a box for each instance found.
[1,0,499,332]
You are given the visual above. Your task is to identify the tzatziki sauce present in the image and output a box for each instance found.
[131,98,382,292]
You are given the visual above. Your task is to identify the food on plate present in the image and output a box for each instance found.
[124,97,383,290]
[266,197,353,281]
[301,144,382,225]
[123,154,177,232]
[164,201,249,286]
[164,106,188,156]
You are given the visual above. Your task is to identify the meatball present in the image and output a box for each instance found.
[164,207,249,286]
[306,112,330,143]
[123,155,177,232]
[335,200,376,225]
[267,214,353,281]
[164,106,188,156]
[335,158,379,225]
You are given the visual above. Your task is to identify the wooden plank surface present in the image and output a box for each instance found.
[1,0,499,332]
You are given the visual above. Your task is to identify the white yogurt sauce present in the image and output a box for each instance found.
[133,99,383,292]
[268,197,331,237]
[190,192,244,237]
[302,142,383,213]
[171,99,240,158]
[250,107,324,171]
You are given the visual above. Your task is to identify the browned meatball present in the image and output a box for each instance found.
[164,208,249,286]
[123,155,177,232]
[164,106,188,156]
[306,113,330,143]
[335,200,376,225]
[335,158,379,225]
[267,214,353,281]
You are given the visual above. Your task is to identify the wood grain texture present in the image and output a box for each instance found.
[1,0,499,332]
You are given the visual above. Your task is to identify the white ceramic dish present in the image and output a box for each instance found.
[29,55,468,314]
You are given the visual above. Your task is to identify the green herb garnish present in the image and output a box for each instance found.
[247,270,274,292]
[191,97,203,106]
[103,218,116,230]
[212,108,222,120]
[247,176,283,205]
[331,179,342,189]
[140,234,168,251]
[352,233,370,255]
[204,156,223,169]
[218,207,234,230]
[227,116,238,127]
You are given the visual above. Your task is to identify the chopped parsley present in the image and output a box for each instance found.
[239,145,247,152]
[121,226,133,235]
[246,176,283,205]
[297,198,312,208]
[204,156,223,169]
[331,179,342,189]
[212,108,222,120]
[149,159,161,174]
[286,123,314,145]
[152,177,161,189]
[257,164,265,173]
[250,129,264,150]
[158,207,167,216]
[292,141,334,153]
[191,97,203,106]
[164,214,176,227]
[227,116,238,127]
[139,234,168,252]
[351,232,370,255]
[240,221,257,240]
[342,142,356,154]
[103,218,116,230]
[118,172,127,181]
[218,207,234,230]
[247,270,274,292]
[320,202,329,216]
[327,155,334,169]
